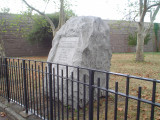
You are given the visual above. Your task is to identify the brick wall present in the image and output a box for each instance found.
[105,20,155,53]
[0,13,52,57]
[0,14,159,57]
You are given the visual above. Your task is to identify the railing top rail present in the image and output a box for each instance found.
[2,57,160,83]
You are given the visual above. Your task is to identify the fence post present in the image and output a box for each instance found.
[22,60,28,113]
[89,70,94,120]
[0,57,2,78]
[48,63,53,120]
[5,58,10,102]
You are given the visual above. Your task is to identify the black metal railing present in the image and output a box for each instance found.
[0,57,160,120]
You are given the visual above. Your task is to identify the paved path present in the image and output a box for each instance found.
[0,110,10,120]
[0,96,41,120]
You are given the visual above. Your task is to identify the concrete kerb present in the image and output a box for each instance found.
[0,96,41,120]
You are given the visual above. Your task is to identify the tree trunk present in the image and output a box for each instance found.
[58,0,65,29]
[136,23,145,61]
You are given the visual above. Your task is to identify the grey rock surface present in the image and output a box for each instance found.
[46,16,112,108]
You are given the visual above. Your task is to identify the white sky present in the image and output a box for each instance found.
[0,0,160,22]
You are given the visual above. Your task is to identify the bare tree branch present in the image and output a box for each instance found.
[139,0,143,16]
[44,0,50,13]
[151,5,160,22]
[144,5,160,35]
[147,2,160,10]
[133,13,139,21]
[22,0,55,36]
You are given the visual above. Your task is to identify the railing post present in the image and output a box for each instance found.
[0,57,2,78]
[48,63,53,120]
[150,80,156,120]
[89,70,94,120]
[23,60,28,113]
[5,58,10,102]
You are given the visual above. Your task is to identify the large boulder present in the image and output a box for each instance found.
[46,16,112,108]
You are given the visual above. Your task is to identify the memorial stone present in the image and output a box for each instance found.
[46,16,112,108]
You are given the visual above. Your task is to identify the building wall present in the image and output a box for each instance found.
[0,14,158,57]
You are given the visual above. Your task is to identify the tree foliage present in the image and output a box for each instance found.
[27,11,75,43]
[154,23,159,37]
[153,23,160,51]
[27,13,59,43]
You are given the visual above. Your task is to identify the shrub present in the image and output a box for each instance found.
[128,32,151,46]
[27,11,76,44]
[27,13,59,44]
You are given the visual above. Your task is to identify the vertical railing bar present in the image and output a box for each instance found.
[77,67,80,120]
[114,82,118,120]
[4,58,6,98]
[29,61,32,112]
[18,59,21,103]
[8,59,11,102]
[11,62,13,101]
[53,68,56,120]
[16,62,19,103]
[61,70,64,120]
[5,58,10,102]
[45,67,49,120]
[28,60,31,110]
[9,60,12,101]
[26,63,29,112]
[20,63,23,106]
[16,62,18,103]
[1,58,3,97]
[29,63,34,112]
[0,57,2,95]
[48,63,53,120]
[35,61,38,115]
[0,58,2,96]
[17,62,20,103]
[23,60,28,113]
[38,65,42,117]
[71,72,74,120]
[89,70,94,120]
[83,75,86,120]
[22,62,25,106]
[150,80,156,120]
[15,62,18,103]
[2,58,6,97]
[136,87,142,120]
[57,64,60,120]
[66,66,69,120]
[13,59,16,101]
[42,62,45,119]
[97,78,100,120]
[105,73,109,120]
[26,64,29,110]
[124,76,130,120]
[31,65,35,114]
